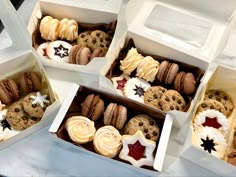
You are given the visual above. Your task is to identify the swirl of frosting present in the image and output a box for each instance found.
[40,16,59,41]
[93,125,122,158]
[120,48,144,75]
[58,18,78,41]
[65,116,96,144]
[136,56,159,82]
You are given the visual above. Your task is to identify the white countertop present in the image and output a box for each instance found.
[1,0,236,176]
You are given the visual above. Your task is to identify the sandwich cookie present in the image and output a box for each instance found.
[19,72,42,93]
[68,45,91,65]
[46,40,72,63]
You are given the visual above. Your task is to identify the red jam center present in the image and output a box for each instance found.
[128,140,146,160]
[202,116,222,129]
[116,79,127,90]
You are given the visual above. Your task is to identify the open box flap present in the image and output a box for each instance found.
[40,0,124,14]
[0,0,31,62]
[126,0,236,62]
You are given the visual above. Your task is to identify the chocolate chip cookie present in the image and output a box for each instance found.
[6,101,40,130]
[124,114,160,142]
[144,86,167,110]
[22,92,49,118]
[196,99,227,116]
[204,89,234,116]
[159,89,186,112]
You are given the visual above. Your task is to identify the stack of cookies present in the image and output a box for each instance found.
[34,15,115,65]
[192,89,235,162]
[61,92,162,168]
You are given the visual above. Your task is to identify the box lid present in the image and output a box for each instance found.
[0,0,32,62]
[126,0,236,63]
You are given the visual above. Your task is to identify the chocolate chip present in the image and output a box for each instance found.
[161,89,165,93]
[177,99,182,104]
[100,39,104,42]
[96,32,99,37]
[201,103,207,108]
[153,131,157,136]
[149,120,154,125]
[81,34,85,38]
[165,97,170,102]
[15,108,20,112]
[146,134,151,139]
[139,122,143,126]
[210,105,214,109]
[32,104,37,108]
[92,39,96,44]
[30,117,38,121]
[172,95,176,101]
[154,94,158,99]
[170,106,174,110]
[144,129,148,133]
[175,106,179,110]
[224,96,228,100]
[22,116,28,120]
[208,95,213,99]
[215,91,219,95]
[216,98,221,102]
[100,44,105,48]
[105,37,110,41]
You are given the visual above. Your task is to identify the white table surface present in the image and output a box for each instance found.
[1,0,236,176]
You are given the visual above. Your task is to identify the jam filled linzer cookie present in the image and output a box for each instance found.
[196,99,227,116]
[144,86,167,110]
[6,101,40,131]
[124,114,160,142]
[159,89,186,112]
[204,89,234,117]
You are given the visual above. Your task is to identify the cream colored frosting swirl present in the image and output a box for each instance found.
[65,116,96,144]
[40,16,59,41]
[58,18,78,41]
[120,48,144,75]
[93,125,122,158]
[136,56,159,82]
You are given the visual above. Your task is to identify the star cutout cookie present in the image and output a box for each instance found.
[54,44,69,58]
[119,130,156,167]
[30,92,50,108]
[111,74,130,95]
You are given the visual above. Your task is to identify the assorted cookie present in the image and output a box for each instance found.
[192,88,235,166]
[61,90,162,169]
[34,15,116,65]
[109,42,201,112]
[0,72,51,141]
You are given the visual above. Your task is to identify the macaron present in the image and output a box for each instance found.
[0,79,20,104]
[19,72,42,93]
[103,103,127,129]
[69,45,91,65]
[90,48,106,61]
[46,40,72,63]
[156,60,179,85]
[174,71,196,95]
[81,94,104,121]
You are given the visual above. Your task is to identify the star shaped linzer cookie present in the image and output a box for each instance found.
[119,130,156,167]
[200,136,217,153]
[54,44,69,58]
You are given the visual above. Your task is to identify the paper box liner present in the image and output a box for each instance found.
[181,65,236,175]
[0,52,58,146]
[105,38,204,112]
[50,85,173,173]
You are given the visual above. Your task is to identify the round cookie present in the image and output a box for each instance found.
[87,37,110,51]
[144,86,167,110]
[124,114,160,142]
[6,101,40,130]
[22,92,50,118]
[90,30,108,40]
[204,89,234,117]
[196,99,227,116]
[46,40,72,63]
[77,31,92,47]
[159,89,186,112]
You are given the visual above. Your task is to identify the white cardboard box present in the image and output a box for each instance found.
[0,0,60,149]
[181,64,236,176]
[27,0,126,74]
[99,0,236,128]
[49,84,174,177]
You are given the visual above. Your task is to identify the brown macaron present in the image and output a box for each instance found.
[156,60,179,85]
[69,44,91,65]
[19,72,42,93]
[81,94,104,121]
[0,79,20,104]
[174,71,196,95]
[103,103,127,129]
